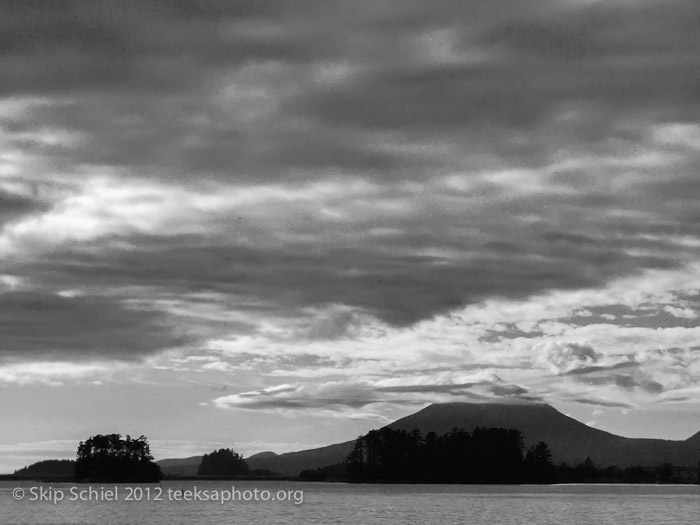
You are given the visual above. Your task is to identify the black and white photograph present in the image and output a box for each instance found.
[1,1,699,523]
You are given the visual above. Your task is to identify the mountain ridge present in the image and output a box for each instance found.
[158,402,700,477]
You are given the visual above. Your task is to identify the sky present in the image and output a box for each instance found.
[2,0,700,473]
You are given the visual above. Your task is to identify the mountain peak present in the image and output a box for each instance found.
[421,401,555,412]
[246,451,278,460]
[399,401,564,432]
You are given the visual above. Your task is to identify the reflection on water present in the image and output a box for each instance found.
[1,481,698,525]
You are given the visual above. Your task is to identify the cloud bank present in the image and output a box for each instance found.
[1,1,699,421]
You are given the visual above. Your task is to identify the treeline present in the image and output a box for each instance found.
[555,459,698,484]
[303,427,700,484]
[345,427,551,483]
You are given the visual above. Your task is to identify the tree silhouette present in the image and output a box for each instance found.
[523,441,555,483]
[655,462,674,483]
[346,426,525,483]
[197,449,250,476]
[75,434,161,482]
[572,456,598,482]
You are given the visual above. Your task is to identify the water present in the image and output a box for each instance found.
[1,481,698,524]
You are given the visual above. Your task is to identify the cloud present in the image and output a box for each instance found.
[212,381,386,418]
[0,361,123,386]
[663,305,697,319]
[0,291,191,361]
[571,398,633,409]
[211,372,536,418]
[305,307,362,340]
[1,1,700,427]
[537,341,604,374]
[199,263,700,416]
[0,0,699,337]
[0,189,43,224]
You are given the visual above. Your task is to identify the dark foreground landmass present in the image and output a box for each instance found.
[300,426,699,484]
[6,403,700,484]
[241,403,700,477]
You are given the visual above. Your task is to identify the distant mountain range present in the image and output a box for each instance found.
[156,455,203,477]
[157,402,700,477]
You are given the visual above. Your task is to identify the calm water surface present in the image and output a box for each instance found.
[1,481,698,524]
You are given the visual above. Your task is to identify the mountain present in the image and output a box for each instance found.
[158,443,358,477]
[685,430,700,447]
[157,455,202,477]
[246,441,356,475]
[159,402,700,476]
[386,403,697,468]
[14,459,75,478]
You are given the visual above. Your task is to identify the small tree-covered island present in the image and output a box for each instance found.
[197,448,250,477]
[74,434,162,482]
[344,427,555,483]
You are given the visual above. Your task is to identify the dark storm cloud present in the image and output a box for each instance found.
[0,0,323,96]
[0,190,43,224]
[2,0,700,344]
[0,291,191,361]
[8,227,686,327]
[1,0,696,180]
[290,2,700,134]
